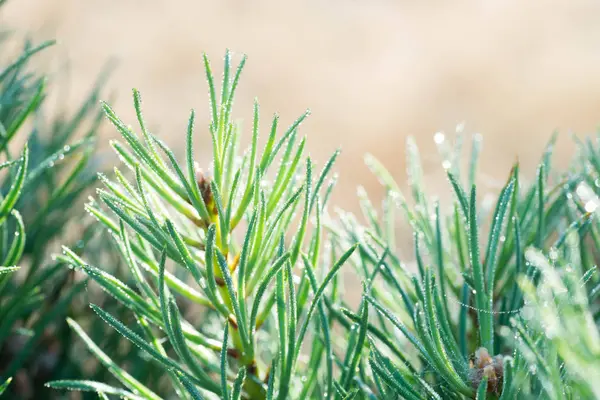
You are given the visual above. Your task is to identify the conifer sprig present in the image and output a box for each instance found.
[53,51,356,399]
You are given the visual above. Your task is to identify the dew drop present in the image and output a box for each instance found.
[434,132,445,144]
[529,365,537,375]
[499,326,511,337]
[565,265,573,273]
[520,305,533,320]
[585,200,597,213]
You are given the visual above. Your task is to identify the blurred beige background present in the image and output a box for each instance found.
[2,0,600,228]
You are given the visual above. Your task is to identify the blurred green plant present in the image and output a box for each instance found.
[0,19,112,398]
[329,130,600,399]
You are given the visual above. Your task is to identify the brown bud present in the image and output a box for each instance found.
[470,347,505,394]
[195,167,217,218]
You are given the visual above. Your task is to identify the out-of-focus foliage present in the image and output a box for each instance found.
[330,131,600,399]
[0,10,112,398]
